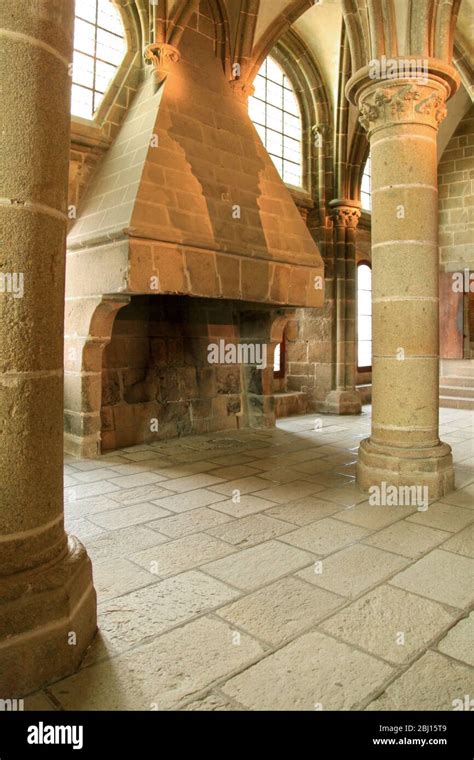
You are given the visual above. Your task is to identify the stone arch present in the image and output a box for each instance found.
[232,0,260,82]
[453,39,474,99]
[166,0,231,73]
[267,313,293,389]
[205,0,232,73]
[64,295,131,458]
[247,0,314,83]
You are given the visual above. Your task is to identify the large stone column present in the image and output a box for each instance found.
[326,201,362,414]
[0,1,96,695]
[347,64,458,499]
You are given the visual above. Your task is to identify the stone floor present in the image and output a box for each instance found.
[27,407,473,711]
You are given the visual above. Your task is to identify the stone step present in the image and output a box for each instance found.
[439,384,474,398]
[439,395,474,410]
[440,359,474,377]
[439,376,474,388]
[274,391,308,419]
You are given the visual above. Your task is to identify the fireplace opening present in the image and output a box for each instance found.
[100,295,292,452]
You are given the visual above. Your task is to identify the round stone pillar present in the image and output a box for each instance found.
[347,64,459,499]
[326,201,362,415]
[0,1,96,695]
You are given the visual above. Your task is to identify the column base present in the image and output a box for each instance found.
[0,535,97,697]
[357,437,455,501]
[64,431,101,459]
[326,389,362,415]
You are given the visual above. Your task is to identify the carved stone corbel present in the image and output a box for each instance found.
[229,79,255,102]
[144,42,181,84]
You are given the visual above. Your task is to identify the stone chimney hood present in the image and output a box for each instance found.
[67,17,324,309]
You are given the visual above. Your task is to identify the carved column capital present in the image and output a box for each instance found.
[346,59,459,136]
[329,201,362,228]
[357,80,449,135]
[144,43,181,84]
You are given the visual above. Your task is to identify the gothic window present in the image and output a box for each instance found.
[72,0,126,119]
[361,154,372,212]
[357,261,372,370]
[248,56,303,188]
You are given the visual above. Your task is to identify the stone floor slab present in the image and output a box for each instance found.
[313,484,368,507]
[210,476,279,496]
[217,576,343,646]
[182,691,241,711]
[202,540,315,591]
[437,483,474,509]
[334,502,416,530]
[407,502,474,532]
[158,473,225,493]
[442,523,474,558]
[89,570,241,659]
[65,517,106,540]
[88,502,171,530]
[107,472,168,489]
[297,544,407,598]
[264,496,342,526]
[321,584,456,664]
[210,494,279,518]
[150,489,228,513]
[363,521,450,559]
[148,507,233,538]
[48,616,264,710]
[253,481,326,503]
[221,630,394,710]
[281,517,371,556]
[85,525,169,563]
[390,549,474,608]
[129,532,237,577]
[91,556,159,602]
[437,613,474,666]
[366,651,474,711]
[206,514,294,548]
[108,484,174,506]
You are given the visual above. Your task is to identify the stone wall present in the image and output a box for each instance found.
[101,296,291,451]
[438,105,474,354]
[279,221,373,412]
[438,104,474,272]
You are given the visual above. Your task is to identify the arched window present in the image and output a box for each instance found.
[357,262,372,371]
[248,56,303,188]
[361,155,372,212]
[72,0,126,120]
[273,338,286,379]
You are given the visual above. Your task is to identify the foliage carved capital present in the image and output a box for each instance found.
[358,81,448,134]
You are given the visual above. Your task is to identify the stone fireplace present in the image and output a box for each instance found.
[64,0,324,457]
